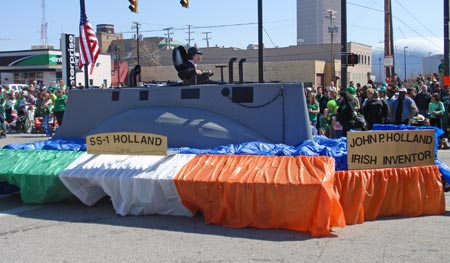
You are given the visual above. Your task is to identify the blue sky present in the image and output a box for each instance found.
[0,0,444,52]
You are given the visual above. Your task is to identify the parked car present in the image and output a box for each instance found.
[2,84,29,93]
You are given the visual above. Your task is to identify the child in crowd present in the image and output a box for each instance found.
[25,105,35,133]
[320,99,339,138]
[331,114,343,138]
[7,109,18,130]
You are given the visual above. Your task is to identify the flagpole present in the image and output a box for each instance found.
[80,0,89,89]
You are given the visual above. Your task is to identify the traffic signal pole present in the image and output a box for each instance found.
[341,0,347,88]
[258,0,263,83]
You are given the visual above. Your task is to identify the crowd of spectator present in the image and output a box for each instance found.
[0,80,68,138]
[306,73,449,139]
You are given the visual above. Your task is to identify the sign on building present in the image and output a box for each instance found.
[61,33,77,87]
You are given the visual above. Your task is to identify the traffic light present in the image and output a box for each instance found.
[129,0,138,13]
[346,53,359,65]
[180,0,189,8]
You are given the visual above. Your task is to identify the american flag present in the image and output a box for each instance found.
[79,9,99,74]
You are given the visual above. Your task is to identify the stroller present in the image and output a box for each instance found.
[34,116,58,134]
[7,115,26,133]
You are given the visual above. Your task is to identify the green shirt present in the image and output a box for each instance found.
[53,94,68,112]
[307,102,319,122]
[429,101,444,119]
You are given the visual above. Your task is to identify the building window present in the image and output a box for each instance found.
[20,72,28,80]
[12,71,45,84]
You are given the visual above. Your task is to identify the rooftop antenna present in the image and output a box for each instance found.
[40,0,48,45]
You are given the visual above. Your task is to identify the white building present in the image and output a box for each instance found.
[372,37,443,81]
[297,0,341,45]
[423,54,443,76]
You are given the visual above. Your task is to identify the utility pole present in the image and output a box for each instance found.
[132,22,141,65]
[325,9,338,84]
[163,27,174,48]
[403,46,408,82]
[202,32,212,48]
[340,0,347,88]
[444,0,449,80]
[132,21,141,82]
[115,46,121,87]
[186,25,194,47]
[384,0,395,82]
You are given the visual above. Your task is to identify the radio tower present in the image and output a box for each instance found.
[40,0,48,45]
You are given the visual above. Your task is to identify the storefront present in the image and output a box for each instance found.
[0,48,111,88]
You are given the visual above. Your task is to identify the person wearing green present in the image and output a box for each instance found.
[53,89,68,126]
[428,92,445,129]
[307,91,320,127]
[41,92,53,137]
[0,93,7,138]
[14,91,27,117]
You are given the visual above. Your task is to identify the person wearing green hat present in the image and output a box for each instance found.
[346,86,356,95]
[326,99,344,138]
[346,86,361,112]
[378,86,387,100]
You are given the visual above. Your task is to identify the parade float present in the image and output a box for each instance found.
[0,84,447,237]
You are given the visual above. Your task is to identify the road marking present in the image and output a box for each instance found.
[0,206,42,218]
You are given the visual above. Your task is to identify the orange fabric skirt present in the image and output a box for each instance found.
[335,165,445,225]
[174,155,346,237]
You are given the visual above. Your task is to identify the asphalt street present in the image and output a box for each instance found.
[0,133,449,263]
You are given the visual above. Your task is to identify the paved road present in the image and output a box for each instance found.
[0,133,449,263]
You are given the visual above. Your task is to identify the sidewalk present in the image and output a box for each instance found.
[0,133,49,148]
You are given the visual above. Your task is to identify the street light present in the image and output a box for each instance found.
[404,46,408,82]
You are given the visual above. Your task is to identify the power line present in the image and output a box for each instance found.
[117,22,258,35]
[393,0,439,39]
[393,17,442,49]
[348,1,441,49]
[348,2,383,12]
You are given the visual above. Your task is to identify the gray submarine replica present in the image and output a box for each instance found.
[54,46,312,148]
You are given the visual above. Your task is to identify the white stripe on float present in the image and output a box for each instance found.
[59,153,196,217]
